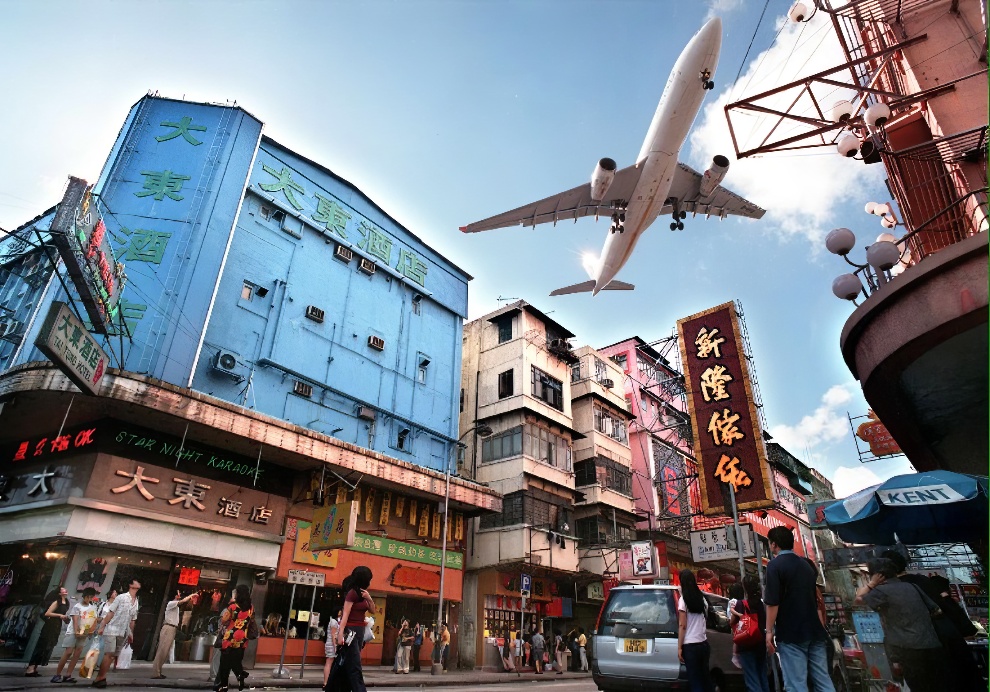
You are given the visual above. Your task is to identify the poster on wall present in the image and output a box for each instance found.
[631,541,656,577]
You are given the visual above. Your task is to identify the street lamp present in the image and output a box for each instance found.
[433,423,493,675]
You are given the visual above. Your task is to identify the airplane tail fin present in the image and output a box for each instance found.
[549,279,636,296]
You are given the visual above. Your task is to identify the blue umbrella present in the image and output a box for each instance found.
[823,470,989,545]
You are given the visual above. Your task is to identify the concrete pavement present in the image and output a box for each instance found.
[0,661,592,690]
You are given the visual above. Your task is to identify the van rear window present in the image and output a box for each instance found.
[599,590,678,636]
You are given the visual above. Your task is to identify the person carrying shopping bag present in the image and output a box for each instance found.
[214,585,256,692]
[325,566,375,692]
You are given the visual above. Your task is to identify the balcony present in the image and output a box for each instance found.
[574,483,636,514]
[470,524,579,573]
[840,227,987,474]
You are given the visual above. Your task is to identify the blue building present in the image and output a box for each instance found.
[2,94,471,471]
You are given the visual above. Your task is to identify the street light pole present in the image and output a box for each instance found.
[433,423,492,675]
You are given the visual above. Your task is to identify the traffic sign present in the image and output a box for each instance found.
[288,569,326,586]
[520,573,532,598]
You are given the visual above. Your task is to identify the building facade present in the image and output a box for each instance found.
[457,301,583,669]
[0,94,500,669]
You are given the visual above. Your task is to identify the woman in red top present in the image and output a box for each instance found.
[214,585,254,692]
[325,566,375,692]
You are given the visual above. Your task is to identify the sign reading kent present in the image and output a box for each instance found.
[878,484,965,506]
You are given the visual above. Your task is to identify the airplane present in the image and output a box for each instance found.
[460,16,765,296]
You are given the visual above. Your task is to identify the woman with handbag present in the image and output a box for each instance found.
[735,575,769,692]
[325,566,375,692]
[214,585,256,692]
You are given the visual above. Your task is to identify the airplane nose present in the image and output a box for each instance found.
[701,16,722,36]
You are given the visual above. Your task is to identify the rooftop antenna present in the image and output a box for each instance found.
[496,296,520,305]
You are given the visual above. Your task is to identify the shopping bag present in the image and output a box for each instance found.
[732,602,762,649]
[79,641,101,679]
[116,644,133,670]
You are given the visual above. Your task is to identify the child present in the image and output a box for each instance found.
[52,587,98,683]
[727,583,745,670]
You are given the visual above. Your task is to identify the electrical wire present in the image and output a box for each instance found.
[729,0,773,103]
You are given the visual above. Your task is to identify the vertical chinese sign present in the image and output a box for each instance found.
[677,302,773,516]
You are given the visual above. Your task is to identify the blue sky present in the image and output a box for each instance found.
[0,0,914,496]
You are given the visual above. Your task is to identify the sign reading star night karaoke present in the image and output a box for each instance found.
[677,302,773,516]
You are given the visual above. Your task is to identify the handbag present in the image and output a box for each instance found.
[732,600,762,649]
[247,615,259,640]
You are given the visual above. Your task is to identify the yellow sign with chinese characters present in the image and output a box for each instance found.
[293,520,339,568]
[309,501,358,552]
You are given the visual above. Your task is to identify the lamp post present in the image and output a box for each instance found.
[433,423,493,675]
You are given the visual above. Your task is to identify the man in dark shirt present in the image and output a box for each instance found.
[763,526,834,692]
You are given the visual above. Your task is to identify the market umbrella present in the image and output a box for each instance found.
[823,470,989,545]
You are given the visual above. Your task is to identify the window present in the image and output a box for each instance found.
[260,205,273,220]
[478,489,571,530]
[481,426,523,463]
[570,361,582,383]
[396,428,411,451]
[531,366,564,411]
[594,405,628,443]
[594,357,608,383]
[459,388,465,413]
[241,282,254,301]
[495,315,512,343]
[417,356,430,384]
[498,369,514,399]
[610,353,627,370]
[523,424,572,471]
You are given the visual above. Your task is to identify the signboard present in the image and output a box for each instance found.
[690,525,756,563]
[288,569,326,586]
[821,544,899,568]
[309,500,359,551]
[50,177,123,334]
[618,549,635,581]
[520,573,532,598]
[292,520,339,568]
[35,302,109,396]
[856,410,902,457]
[631,541,656,577]
[806,500,832,530]
[177,567,201,586]
[348,532,463,569]
[677,302,774,515]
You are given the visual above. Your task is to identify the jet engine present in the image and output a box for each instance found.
[590,157,617,201]
[698,155,730,198]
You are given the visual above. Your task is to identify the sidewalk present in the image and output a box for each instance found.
[0,661,592,690]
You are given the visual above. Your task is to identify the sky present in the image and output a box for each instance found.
[0,0,915,498]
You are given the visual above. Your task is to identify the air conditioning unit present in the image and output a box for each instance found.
[368,335,385,351]
[305,305,325,323]
[525,553,543,566]
[549,338,570,350]
[600,378,615,389]
[212,350,239,377]
[358,258,376,275]
[334,244,353,263]
[293,380,313,398]
[357,406,377,421]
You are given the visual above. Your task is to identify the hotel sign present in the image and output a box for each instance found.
[677,302,773,516]
[35,302,109,396]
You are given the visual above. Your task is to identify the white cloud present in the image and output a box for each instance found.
[831,465,883,498]
[689,10,884,243]
[769,383,854,452]
[705,0,744,21]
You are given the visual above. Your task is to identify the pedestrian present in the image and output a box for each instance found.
[93,579,141,689]
[52,587,99,683]
[735,576,769,692]
[522,632,532,669]
[322,609,341,686]
[553,628,566,674]
[500,628,515,672]
[855,557,945,692]
[25,586,71,677]
[880,551,981,692]
[439,623,451,671]
[214,584,254,692]
[411,621,423,672]
[727,582,745,669]
[763,526,834,692]
[395,619,412,674]
[151,590,198,679]
[677,569,714,692]
[530,630,545,674]
[566,627,579,671]
[326,566,375,692]
[577,627,588,672]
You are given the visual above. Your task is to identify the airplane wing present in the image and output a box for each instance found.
[460,164,644,233]
[662,162,766,220]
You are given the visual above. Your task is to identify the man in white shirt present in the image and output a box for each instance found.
[93,579,140,689]
[151,591,197,679]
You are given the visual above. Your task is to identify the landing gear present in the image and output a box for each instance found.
[669,201,687,231]
[609,203,627,233]
[700,69,715,90]
[669,221,684,231]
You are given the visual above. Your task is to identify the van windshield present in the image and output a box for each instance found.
[599,590,678,636]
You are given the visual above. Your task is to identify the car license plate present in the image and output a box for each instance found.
[623,638,647,653]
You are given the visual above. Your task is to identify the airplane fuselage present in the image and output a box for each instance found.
[592,17,721,294]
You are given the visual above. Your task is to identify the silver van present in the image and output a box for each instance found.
[591,584,741,692]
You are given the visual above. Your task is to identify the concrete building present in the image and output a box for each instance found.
[457,300,582,669]
[0,94,500,670]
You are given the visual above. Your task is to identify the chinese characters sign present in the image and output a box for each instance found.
[308,501,358,552]
[677,303,773,516]
[35,302,109,396]
[690,525,756,563]
[347,532,463,570]
[292,520,340,568]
